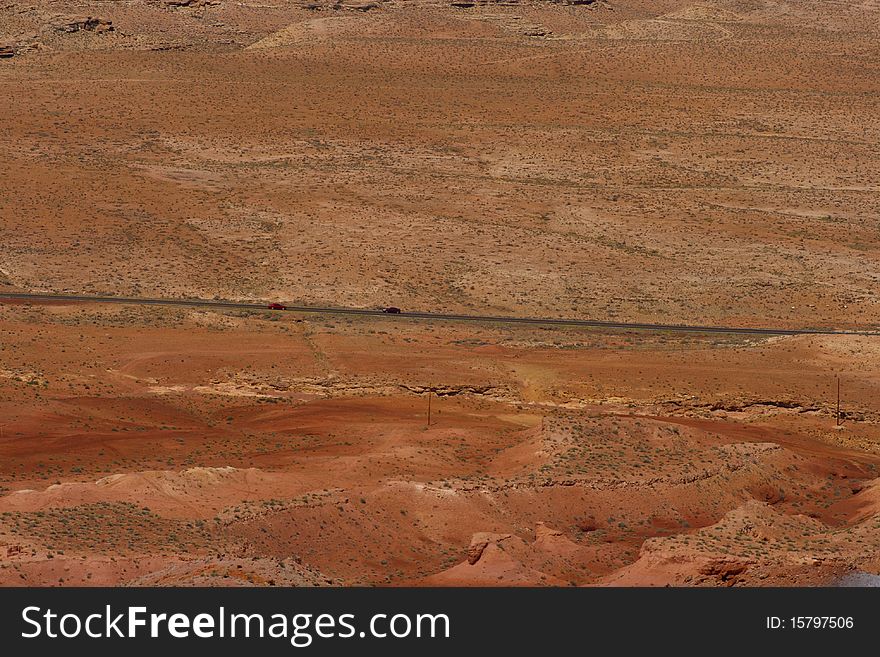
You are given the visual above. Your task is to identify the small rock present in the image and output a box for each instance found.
[522,25,551,38]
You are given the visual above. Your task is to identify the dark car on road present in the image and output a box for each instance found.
[268,303,287,310]
[382,307,401,314]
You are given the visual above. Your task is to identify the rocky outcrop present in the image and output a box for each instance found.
[300,0,382,10]
[699,559,749,584]
[55,17,114,34]
[467,532,512,564]
[164,0,221,7]
[452,0,605,6]
[421,531,568,586]
[451,0,519,6]
[401,384,504,397]
[423,526,583,586]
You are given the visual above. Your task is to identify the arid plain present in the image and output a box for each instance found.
[2,0,880,585]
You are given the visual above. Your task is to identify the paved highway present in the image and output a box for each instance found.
[0,293,874,337]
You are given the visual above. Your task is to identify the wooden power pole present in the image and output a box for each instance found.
[427,391,432,428]
[836,376,841,426]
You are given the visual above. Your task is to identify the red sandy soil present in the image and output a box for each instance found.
[1,0,879,586]
[1,303,879,586]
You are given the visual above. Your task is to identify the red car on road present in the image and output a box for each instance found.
[268,303,287,310]
[382,307,401,314]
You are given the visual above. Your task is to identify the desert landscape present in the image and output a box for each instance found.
[2,0,880,586]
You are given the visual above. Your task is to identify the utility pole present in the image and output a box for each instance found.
[427,391,432,428]
[836,376,841,426]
